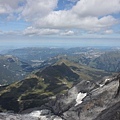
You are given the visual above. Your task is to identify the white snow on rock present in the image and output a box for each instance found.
[28,110,51,119]
[29,110,41,118]
[100,84,104,87]
[75,92,87,106]
[0,110,63,120]
[54,116,63,120]
[105,78,110,83]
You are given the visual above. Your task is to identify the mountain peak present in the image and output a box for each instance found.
[36,62,79,82]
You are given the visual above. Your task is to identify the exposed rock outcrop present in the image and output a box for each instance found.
[0,73,120,120]
[115,74,120,97]
[94,101,120,120]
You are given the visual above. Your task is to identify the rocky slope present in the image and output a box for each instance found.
[61,75,120,120]
[94,101,120,120]
[0,73,119,120]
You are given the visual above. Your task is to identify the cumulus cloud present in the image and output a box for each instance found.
[0,0,120,36]
[0,0,25,20]
[21,0,58,21]
[23,27,60,36]
[0,0,58,20]
[30,0,120,33]
[0,0,25,10]
[0,0,25,14]
[0,6,6,14]
[72,0,120,17]
[35,11,118,31]
[0,5,12,14]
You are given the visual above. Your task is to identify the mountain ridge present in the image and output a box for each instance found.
[0,73,119,120]
[0,59,111,113]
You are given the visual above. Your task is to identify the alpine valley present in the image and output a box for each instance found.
[0,47,120,120]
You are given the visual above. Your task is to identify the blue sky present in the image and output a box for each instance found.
[0,0,120,48]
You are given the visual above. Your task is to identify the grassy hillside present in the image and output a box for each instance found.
[0,62,79,112]
[55,59,112,81]
[0,59,112,112]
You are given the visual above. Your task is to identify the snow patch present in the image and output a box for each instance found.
[100,84,104,87]
[0,110,62,120]
[75,92,87,106]
[54,117,63,120]
[27,109,54,120]
[29,111,41,118]
[105,78,110,83]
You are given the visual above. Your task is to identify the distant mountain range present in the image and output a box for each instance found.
[2,47,119,85]
[6,47,120,72]
[89,51,120,72]
[0,55,33,85]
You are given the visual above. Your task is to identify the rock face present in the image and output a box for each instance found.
[94,75,120,120]
[60,74,120,120]
[0,73,120,120]
[115,74,120,97]
[94,101,120,120]
[42,79,96,116]
[0,109,62,120]
[41,74,119,120]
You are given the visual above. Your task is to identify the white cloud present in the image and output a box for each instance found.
[72,0,120,17]
[0,0,25,20]
[0,0,25,9]
[24,27,75,36]
[35,11,118,31]
[60,30,75,36]
[21,0,58,21]
[0,5,12,14]
[0,6,6,14]
[31,0,119,33]
[0,0,58,20]
[23,27,60,36]
[0,0,25,14]
[0,0,120,36]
